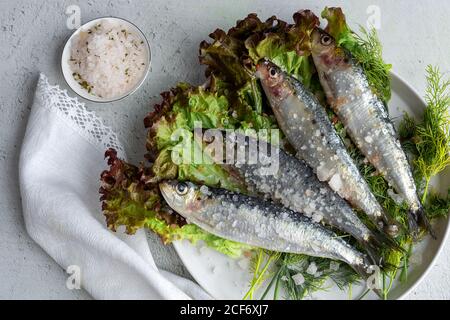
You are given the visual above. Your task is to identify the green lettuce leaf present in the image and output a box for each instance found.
[100,149,252,258]
[245,10,319,88]
[200,10,319,92]
[144,82,248,190]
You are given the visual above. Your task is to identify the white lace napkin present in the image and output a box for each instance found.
[18,74,210,300]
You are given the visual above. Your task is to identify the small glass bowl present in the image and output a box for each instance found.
[61,17,151,103]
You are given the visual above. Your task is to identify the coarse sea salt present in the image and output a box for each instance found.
[200,185,210,195]
[306,262,318,275]
[328,173,343,194]
[291,273,305,285]
[312,212,323,223]
[69,20,147,99]
[329,261,340,271]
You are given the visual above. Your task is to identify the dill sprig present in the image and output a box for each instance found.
[398,65,450,205]
[247,253,360,300]
[244,249,280,300]
[278,255,331,300]
[278,254,360,300]
[345,27,392,104]
[424,189,450,220]
[322,7,392,104]
[414,66,450,202]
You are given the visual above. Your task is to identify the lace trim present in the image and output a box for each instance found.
[36,74,125,156]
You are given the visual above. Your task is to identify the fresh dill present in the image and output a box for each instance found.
[246,252,360,300]
[412,66,449,203]
[343,27,393,104]
[244,249,280,300]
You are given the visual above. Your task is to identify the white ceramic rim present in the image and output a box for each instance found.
[172,71,450,300]
[61,17,151,103]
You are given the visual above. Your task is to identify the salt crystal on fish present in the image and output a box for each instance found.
[200,185,210,195]
[316,162,333,181]
[329,261,340,271]
[329,173,343,193]
[312,212,323,223]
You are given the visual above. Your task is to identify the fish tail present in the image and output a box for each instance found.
[374,228,404,251]
[361,241,382,267]
[409,205,436,240]
[362,231,404,266]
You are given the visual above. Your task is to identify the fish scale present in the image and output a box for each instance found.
[310,28,432,236]
[331,68,417,207]
[256,60,395,234]
[226,133,373,245]
[159,180,371,272]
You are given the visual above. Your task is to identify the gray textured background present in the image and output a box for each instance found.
[0,0,449,299]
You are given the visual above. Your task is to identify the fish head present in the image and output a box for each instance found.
[311,28,349,72]
[255,59,292,103]
[159,180,204,217]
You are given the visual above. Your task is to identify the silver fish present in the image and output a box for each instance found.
[160,179,380,288]
[217,131,400,261]
[256,60,398,236]
[310,28,433,237]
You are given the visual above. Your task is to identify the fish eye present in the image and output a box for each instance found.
[176,182,188,195]
[320,34,332,46]
[269,67,277,78]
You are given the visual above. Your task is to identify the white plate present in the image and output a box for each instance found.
[173,72,450,300]
[61,17,151,103]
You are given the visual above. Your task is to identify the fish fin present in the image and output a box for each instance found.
[407,210,420,239]
[351,260,384,299]
[361,240,383,267]
[369,230,405,255]
[415,205,437,240]
[360,233,403,268]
